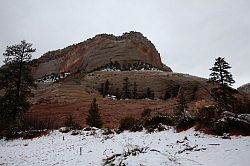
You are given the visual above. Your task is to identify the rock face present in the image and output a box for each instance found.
[32,31,171,78]
[27,31,214,128]
[214,111,250,133]
[238,83,250,94]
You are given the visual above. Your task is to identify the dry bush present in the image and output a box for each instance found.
[20,116,54,131]
[119,116,142,132]
[63,115,82,130]
[143,113,174,129]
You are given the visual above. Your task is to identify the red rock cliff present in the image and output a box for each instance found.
[32,31,172,78]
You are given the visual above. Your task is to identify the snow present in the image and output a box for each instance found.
[100,67,164,72]
[101,68,121,72]
[36,72,71,83]
[220,111,250,125]
[105,94,117,100]
[0,128,250,166]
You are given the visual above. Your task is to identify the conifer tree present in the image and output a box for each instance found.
[146,87,154,99]
[99,83,105,97]
[132,81,138,99]
[176,91,188,115]
[164,90,171,100]
[122,77,131,99]
[115,88,121,100]
[86,98,103,128]
[104,79,110,95]
[99,80,110,97]
[0,40,36,121]
[208,57,236,113]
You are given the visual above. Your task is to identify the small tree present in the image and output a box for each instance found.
[141,108,152,118]
[0,40,36,122]
[208,57,236,114]
[146,87,154,99]
[115,88,121,100]
[132,81,138,99]
[122,77,131,99]
[176,91,188,115]
[63,115,82,130]
[99,83,105,97]
[86,98,103,128]
[104,80,110,95]
[99,80,110,97]
[164,90,171,100]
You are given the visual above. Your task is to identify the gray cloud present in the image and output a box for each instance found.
[1,0,250,87]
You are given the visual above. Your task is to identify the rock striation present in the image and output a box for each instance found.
[27,31,216,128]
[32,31,171,78]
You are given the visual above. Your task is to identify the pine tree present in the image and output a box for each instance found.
[99,83,105,97]
[104,80,110,95]
[0,40,36,121]
[115,88,121,100]
[146,87,154,99]
[164,90,171,100]
[132,81,138,99]
[99,80,110,97]
[122,77,131,99]
[86,98,103,128]
[208,57,236,114]
[176,91,188,115]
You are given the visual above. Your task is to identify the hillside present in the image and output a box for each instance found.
[238,83,250,94]
[30,70,211,128]
[27,31,216,128]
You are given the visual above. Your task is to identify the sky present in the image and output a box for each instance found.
[0,0,250,88]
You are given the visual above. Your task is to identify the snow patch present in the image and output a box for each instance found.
[0,128,249,166]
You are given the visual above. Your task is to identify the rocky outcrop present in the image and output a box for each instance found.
[32,31,171,78]
[214,111,250,133]
[238,83,250,94]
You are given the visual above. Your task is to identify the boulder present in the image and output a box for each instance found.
[59,127,71,133]
[213,111,250,134]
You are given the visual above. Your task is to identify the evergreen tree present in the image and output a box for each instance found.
[99,79,110,97]
[0,40,36,121]
[164,90,171,100]
[86,98,103,128]
[104,79,110,95]
[99,83,105,97]
[122,77,131,99]
[176,91,188,115]
[132,81,138,99]
[146,87,154,99]
[208,57,236,113]
[113,61,121,70]
[115,88,121,100]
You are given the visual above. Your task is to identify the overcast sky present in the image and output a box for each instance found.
[1,0,250,88]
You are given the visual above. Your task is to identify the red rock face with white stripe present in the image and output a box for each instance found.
[32,32,171,78]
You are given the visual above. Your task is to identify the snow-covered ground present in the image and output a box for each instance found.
[0,128,249,166]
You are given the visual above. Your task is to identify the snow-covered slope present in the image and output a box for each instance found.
[0,128,249,166]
